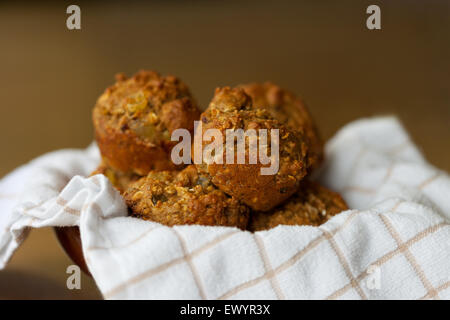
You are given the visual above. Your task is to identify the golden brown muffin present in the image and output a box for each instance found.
[194,87,311,212]
[249,180,348,231]
[90,163,141,194]
[240,82,323,171]
[93,70,201,175]
[123,165,250,229]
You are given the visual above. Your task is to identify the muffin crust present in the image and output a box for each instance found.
[194,87,311,211]
[240,82,323,171]
[124,165,250,229]
[93,70,201,175]
[249,180,348,231]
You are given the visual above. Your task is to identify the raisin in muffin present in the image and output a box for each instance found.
[194,87,312,212]
[123,165,250,229]
[248,180,348,231]
[240,82,323,171]
[93,70,201,175]
[91,163,141,194]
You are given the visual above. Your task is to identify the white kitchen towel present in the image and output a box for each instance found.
[0,117,449,300]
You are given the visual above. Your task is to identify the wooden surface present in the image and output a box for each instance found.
[0,1,448,299]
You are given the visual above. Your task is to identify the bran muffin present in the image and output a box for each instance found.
[240,82,323,171]
[91,163,141,194]
[123,165,250,229]
[194,87,312,212]
[93,70,201,175]
[249,180,348,231]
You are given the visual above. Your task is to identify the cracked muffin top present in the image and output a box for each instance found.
[194,86,312,211]
[248,180,348,231]
[123,165,250,229]
[93,70,200,146]
[92,70,201,174]
[240,82,323,171]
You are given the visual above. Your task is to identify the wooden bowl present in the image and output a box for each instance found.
[54,227,90,276]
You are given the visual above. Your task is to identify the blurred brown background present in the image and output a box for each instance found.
[0,0,448,299]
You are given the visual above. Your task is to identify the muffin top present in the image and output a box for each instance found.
[123,165,250,229]
[240,82,323,170]
[195,87,311,211]
[93,70,200,146]
[249,180,348,231]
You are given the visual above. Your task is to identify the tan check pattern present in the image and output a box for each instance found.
[1,118,449,299]
[87,196,449,299]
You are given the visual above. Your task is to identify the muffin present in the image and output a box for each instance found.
[240,82,323,171]
[194,87,312,212]
[249,180,348,231]
[93,70,201,175]
[91,163,141,194]
[123,165,250,229]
